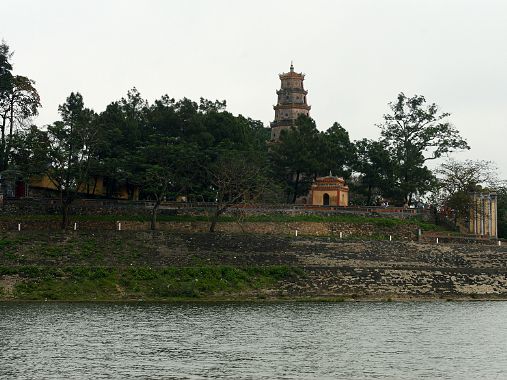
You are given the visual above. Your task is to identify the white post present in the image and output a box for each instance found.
[340,232,343,239]
[17,223,21,231]
[74,222,77,231]
[499,240,502,247]
[118,222,121,231]
[389,235,392,242]
[436,237,439,244]
[295,229,298,237]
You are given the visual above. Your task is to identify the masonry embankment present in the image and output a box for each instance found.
[1,231,506,301]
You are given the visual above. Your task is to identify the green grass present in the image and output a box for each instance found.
[0,213,444,231]
[0,238,17,248]
[0,237,21,259]
[0,265,303,301]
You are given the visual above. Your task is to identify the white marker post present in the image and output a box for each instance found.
[499,240,502,247]
[118,222,121,231]
[295,229,298,237]
[17,223,21,231]
[74,222,77,231]
[389,235,392,242]
[436,237,439,244]
[339,232,343,239]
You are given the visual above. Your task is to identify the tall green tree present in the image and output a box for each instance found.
[135,135,202,230]
[0,42,41,172]
[270,115,321,202]
[0,41,13,101]
[39,93,97,228]
[93,88,148,198]
[353,139,396,205]
[320,122,355,179]
[7,125,50,182]
[379,93,469,205]
[0,76,41,170]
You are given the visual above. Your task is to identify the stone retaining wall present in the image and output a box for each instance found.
[0,199,175,217]
[0,220,419,240]
[0,198,432,220]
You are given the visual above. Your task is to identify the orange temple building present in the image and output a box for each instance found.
[309,175,349,207]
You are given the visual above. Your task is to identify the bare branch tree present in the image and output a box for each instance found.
[208,153,271,233]
[434,159,504,227]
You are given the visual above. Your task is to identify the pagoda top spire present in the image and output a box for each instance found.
[270,64,311,141]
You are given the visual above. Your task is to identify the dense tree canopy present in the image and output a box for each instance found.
[3,41,506,234]
[269,115,356,203]
[42,92,97,228]
[0,41,41,172]
[352,139,395,205]
[378,93,469,205]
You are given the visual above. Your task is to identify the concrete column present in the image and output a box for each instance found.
[491,194,498,238]
[488,194,493,237]
[481,195,485,236]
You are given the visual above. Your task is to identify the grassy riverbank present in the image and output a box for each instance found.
[0,265,302,301]
[1,230,506,301]
[0,230,307,301]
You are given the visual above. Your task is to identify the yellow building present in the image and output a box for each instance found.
[309,175,349,206]
[28,175,139,200]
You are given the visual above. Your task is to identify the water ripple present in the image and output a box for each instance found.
[1,302,507,379]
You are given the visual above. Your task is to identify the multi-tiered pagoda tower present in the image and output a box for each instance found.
[270,63,311,140]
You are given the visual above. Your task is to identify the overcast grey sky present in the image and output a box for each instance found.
[3,0,507,176]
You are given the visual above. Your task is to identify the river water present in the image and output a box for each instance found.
[1,301,506,379]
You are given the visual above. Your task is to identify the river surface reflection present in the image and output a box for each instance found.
[1,301,507,379]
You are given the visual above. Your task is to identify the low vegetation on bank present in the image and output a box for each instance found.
[1,230,507,302]
[0,230,304,301]
[0,213,443,231]
[0,265,303,301]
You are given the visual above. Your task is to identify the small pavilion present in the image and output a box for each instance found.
[309,175,349,207]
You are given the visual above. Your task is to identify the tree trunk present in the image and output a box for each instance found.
[127,182,133,200]
[291,171,300,203]
[432,205,440,225]
[0,115,5,171]
[61,202,70,230]
[209,210,219,233]
[209,205,224,233]
[91,176,98,196]
[4,97,14,169]
[367,184,372,206]
[150,200,161,230]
